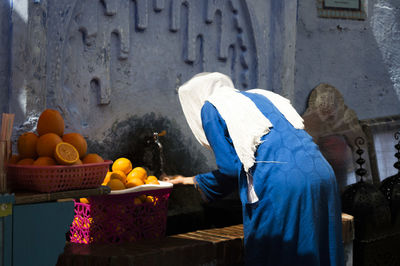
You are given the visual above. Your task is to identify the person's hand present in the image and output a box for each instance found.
[163,175,194,185]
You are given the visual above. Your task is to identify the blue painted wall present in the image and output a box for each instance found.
[0,0,398,184]
[0,0,11,114]
[295,0,400,119]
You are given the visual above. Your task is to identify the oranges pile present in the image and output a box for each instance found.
[95,157,161,205]
[103,157,160,191]
[12,109,104,166]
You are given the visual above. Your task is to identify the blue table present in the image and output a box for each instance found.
[1,187,110,266]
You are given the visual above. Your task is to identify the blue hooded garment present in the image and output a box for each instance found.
[194,92,344,266]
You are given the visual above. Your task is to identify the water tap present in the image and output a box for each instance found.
[144,130,166,178]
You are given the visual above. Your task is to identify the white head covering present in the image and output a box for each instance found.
[179,72,267,172]
[179,72,305,172]
[178,72,304,203]
[178,72,235,150]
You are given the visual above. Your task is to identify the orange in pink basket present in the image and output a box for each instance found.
[8,154,20,164]
[62,133,88,159]
[102,171,112,186]
[54,142,79,165]
[80,198,89,204]
[110,170,127,183]
[106,179,125,190]
[112,158,132,175]
[33,156,57,166]
[133,197,142,205]
[17,132,38,159]
[126,177,144,188]
[17,158,35,165]
[145,176,159,185]
[72,159,83,165]
[36,133,62,157]
[82,153,104,164]
[37,109,65,136]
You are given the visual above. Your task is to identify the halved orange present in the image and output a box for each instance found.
[54,142,79,165]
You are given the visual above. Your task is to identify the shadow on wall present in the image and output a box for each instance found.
[86,112,210,177]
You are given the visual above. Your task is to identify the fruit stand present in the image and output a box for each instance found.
[1,109,172,265]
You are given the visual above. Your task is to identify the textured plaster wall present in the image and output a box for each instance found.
[7,0,295,178]
[3,1,399,171]
[295,0,400,119]
[0,1,11,114]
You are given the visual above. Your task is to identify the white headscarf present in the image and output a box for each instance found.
[178,72,304,173]
[178,72,235,150]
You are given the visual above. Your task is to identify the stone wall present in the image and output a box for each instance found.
[295,0,400,119]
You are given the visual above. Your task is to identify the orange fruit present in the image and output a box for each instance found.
[111,158,132,175]
[17,132,39,159]
[106,179,125,190]
[145,196,155,204]
[33,156,57,166]
[8,154,20,164]
[138,194,147,202]
[62,133,87,158]
[37,109,65,136]
[36,133,62,157]
[82,153,104,164]
[54,142,79,165]
[126,177,144,188]
[145,176,160,185]
[80,198,89,204]
[146,179,160,185]
[72,159,83,165]
[17,158,35,165]
[102,171,112,185]
[133,197,142,205]
[110,170,127,183]
[127,167,147,182]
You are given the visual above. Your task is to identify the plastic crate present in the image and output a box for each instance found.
[7,160,112,193]
[69,181,173,244]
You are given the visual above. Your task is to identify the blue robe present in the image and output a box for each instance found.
[194,92,344,266]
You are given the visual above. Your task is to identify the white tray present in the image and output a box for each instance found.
[109,180,173,195]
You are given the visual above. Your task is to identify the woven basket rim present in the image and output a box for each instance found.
[7,159,112,169]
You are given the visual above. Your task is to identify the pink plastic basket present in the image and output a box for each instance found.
[69,187,172,244]
[7,160,112,193]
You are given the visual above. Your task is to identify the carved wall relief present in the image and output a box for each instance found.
[46,0,258,138]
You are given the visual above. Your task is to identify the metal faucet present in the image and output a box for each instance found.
[149,130,166,178]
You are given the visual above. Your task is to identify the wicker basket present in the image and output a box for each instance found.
[69,181,173,244]
[7,160,112,193]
